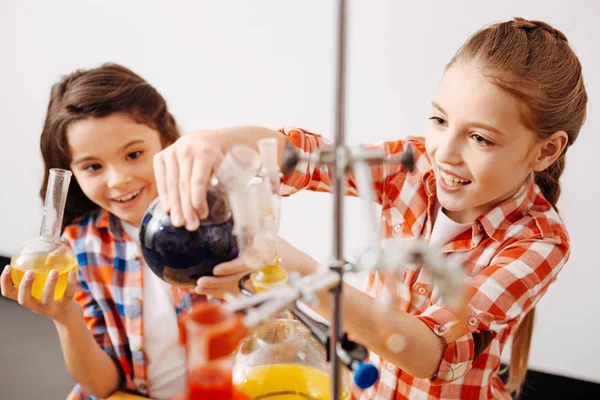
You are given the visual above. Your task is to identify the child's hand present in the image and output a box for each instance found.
[0,265,80,323]
[194,237,319,299]
[195,258,254,299]
[154,134,224,231]
[276,236,319,277]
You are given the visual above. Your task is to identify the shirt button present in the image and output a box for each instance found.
[387,363,395,371]
[394,224,402,232]
[137,383,147,393]
[468,316,478,327]
[434,325,445,336]
[417,287,427,295]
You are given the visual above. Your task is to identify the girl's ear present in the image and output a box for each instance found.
[530,131,568,172]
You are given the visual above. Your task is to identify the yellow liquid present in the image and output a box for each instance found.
[250,262,288,292]
[10,253,78,300]
[236,364,349,400]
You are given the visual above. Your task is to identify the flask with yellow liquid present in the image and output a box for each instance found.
[10,168,76,300]
[246,138,288,293]
[229,142,351,399]
[232,318,351,400]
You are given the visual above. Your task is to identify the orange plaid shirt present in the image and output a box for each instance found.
[280,127,570,400]
[62,209,204,400]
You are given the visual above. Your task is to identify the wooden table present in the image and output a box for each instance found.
[106,391,150,400]
[106,390,247,399]
[107,391,188,400]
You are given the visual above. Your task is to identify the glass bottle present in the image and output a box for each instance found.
[139,144,262,288]
[176,302,251,400]
[10,169,76,300]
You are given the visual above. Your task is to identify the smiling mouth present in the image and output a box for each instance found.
[112,189,142,203]
[439,170,471,187]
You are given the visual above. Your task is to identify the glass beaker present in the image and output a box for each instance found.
[139,144,262,287]
[179,302,251,400]
[229,180,287,293]
[257,138,282,233]
[10,169,76,300]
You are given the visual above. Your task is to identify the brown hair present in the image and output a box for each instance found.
[450,18,587,394]
[39,63,180,229]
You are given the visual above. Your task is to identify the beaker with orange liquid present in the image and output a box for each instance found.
[10,168,76,300]
[176,302,252,400]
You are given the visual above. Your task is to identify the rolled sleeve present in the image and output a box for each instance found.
[417,304,476,384]
[279,127,335,195]
[279,126,422,205]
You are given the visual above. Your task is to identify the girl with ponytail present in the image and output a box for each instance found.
[150,17,587,399]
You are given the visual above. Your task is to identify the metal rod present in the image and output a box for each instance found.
[330,0,347,398]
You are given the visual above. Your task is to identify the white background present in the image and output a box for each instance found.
[1,0,598,383]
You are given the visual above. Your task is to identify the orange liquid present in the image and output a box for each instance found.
[188,365,234,400]
[10,253,78,300]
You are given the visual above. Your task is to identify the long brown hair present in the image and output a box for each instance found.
[39,63,181,229]
[449,18,587,395]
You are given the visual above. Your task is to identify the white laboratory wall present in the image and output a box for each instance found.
[1,0,598,383]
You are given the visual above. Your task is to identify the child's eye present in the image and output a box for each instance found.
[127,151,142,160]
[471,134,494,146]
[428,116,447,127]
[84,163,102,172]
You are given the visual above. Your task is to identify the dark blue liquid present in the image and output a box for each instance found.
[139,198,239,288]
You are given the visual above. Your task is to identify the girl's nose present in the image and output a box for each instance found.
[436,132,463,165]
[107,167,133,188]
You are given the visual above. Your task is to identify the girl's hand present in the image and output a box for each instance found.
[276,236,319,277]
[194,237,319,299]
[0,265,80,323]
[195,257,253,299]
[153,134,224,231]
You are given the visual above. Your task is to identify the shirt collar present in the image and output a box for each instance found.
[425,172,541,243]
[95,208,126,241]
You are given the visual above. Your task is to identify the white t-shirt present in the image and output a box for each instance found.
[429,203,472,249]
[346,203,472,291]
[121,222,187,400]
